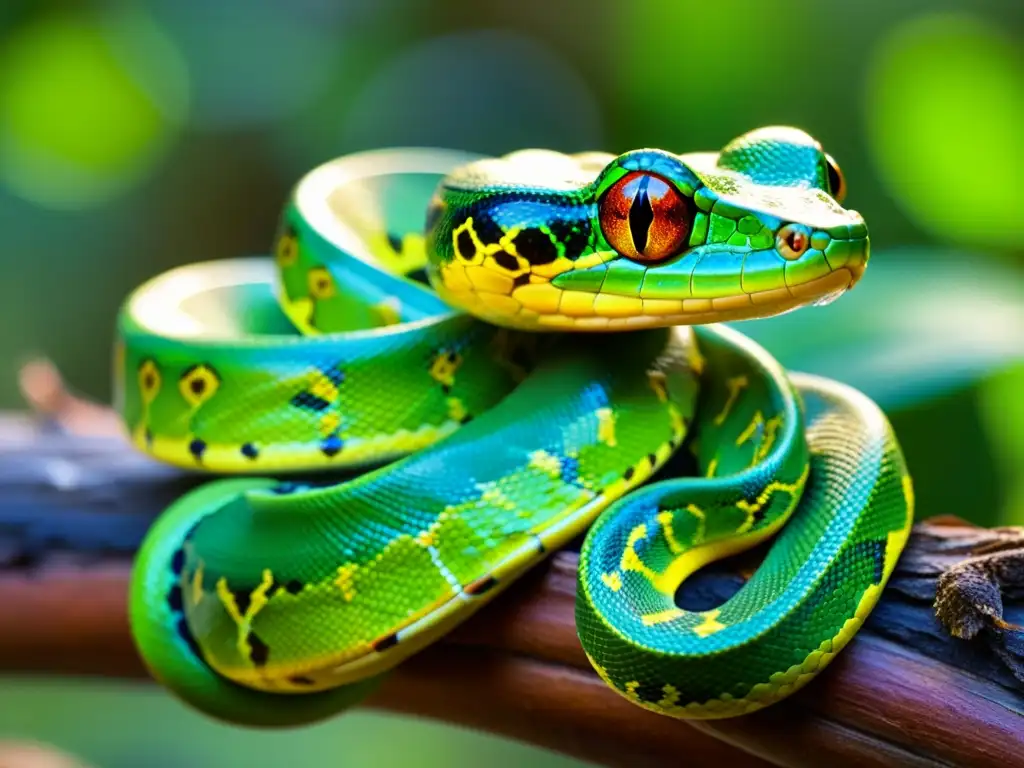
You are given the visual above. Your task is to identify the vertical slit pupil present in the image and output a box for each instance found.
[628,175,655,255]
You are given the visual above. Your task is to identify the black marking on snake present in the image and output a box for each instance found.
[813,539,889,605]
[289,675,317,686]
[183,519,203,541]
[190,378,206,396]
[632,680,669,706]
[372,633,399,652]
[189,438,207,462]
[321,435,344,457]
[466,208,504,244]
[456,229,476,261]
[291,392,331,411]
[311,270,333,296]
[268,576,305,596]
[464,575,498,596]
[181,363,220,389]
[742,490,771,527]
[492,249,520,272]
[167,584,184,612]
[451,192,589,261]
[248,632,270,666]
[513,273,531,288]
[175,616,205,661]
[387,233,404,253]
[406,267,430,285]
[512,228,558,265]
[628,175,655,253]
[647,453,658,467]
[856,538,888,584]
[560,455,580,486]
[145,428,154,447]
[320,365,346,387]
[170,548,185,575]
[548,220,590,262]
[241,442,259,460]
[231,588,254,616]
[623,466,636,482]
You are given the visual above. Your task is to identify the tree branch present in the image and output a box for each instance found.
[1,400,1022,768]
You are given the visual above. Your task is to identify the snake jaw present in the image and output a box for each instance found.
[430,242,867,332]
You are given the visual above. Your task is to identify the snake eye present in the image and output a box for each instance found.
[179,364,221,407]
[599,171,691,263]
[777,224,811,260]
[824,154,846,203]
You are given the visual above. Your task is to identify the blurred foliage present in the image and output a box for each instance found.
[0,0,1021,766]
[865,13,1022,250]
[0,7,188,207]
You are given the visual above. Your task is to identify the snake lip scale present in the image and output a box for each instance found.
[121,126,912,727]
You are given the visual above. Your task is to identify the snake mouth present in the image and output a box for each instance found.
[511,267,861,331]
[493,221,868,331]
[434,240,867,332]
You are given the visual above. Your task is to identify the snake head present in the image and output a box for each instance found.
[427,126,869,331]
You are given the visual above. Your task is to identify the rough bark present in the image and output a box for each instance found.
[1,398,1022,768]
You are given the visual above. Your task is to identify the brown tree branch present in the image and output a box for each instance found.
[1,397,1022,768]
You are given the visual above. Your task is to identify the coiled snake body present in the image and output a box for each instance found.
[122,127,914,726]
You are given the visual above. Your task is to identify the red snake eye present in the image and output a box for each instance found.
[599,171,691,263]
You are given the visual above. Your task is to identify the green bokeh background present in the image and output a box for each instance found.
[0,0,1020,765]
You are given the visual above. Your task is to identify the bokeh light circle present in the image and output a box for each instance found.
[0,8,188,210]
[865,14,1022,250]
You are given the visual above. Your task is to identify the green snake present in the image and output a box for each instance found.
[122,127,914,726]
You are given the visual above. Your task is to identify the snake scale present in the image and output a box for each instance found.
[121,127,914,726]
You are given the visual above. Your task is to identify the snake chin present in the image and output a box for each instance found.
[813,265,864,306]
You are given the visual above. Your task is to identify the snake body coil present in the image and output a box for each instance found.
[122,128,913,725]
